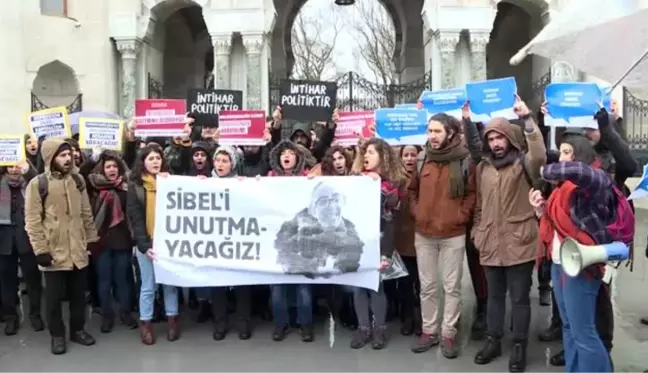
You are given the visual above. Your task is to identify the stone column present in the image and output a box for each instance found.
[116,39,141,119]
[437,32,460,89]
[242,34,264,110]
[469,32,489,82]
[212,36,232,89]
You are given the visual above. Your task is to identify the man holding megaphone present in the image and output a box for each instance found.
[532,134,635,373]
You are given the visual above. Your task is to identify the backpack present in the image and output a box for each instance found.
[37,173,85,220]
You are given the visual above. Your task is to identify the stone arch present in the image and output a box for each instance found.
[274,0,404,78]
[486,0,548,103]
[144,0,212,98]
[31,60,80,108]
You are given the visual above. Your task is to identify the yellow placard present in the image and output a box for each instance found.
[78,118,124,151]
[0,134,26,167]
[25,106,71,140]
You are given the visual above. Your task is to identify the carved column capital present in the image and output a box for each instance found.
[470,32,490,53]
[115,39,141,60]
[212,36,232,56]
[437,32,461,53]
[242,34,264,55]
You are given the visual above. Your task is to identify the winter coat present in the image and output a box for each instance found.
[24,138,99,271]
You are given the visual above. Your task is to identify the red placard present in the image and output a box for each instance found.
[335,111,374,146]
[218,110,266,146]
[133,99,186,137]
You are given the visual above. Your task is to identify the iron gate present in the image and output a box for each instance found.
[269,71,432,114]
[31,92,83,114]
[148,73,164,99]
[623,88,648,170]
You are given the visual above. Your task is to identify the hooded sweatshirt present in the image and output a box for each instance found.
[267,140,309,177]
[212,146,239,178]
[24,138,99,271]
[471,117,546,267]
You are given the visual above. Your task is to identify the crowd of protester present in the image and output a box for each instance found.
[0,96,637,373]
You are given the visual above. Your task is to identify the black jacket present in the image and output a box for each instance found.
[126,182,150,254]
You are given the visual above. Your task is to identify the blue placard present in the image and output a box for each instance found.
[419,88,466,120]
[395,103,418,109]
[545,82,602,128]
[628,164,648,200]
[465,77,517,122]
[374,108,428,146]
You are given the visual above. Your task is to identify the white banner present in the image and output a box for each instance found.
[152,175,382,291]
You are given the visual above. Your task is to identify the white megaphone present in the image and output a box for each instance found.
[560,237,629,277]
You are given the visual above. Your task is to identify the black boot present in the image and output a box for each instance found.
[212,321,228,341]
[474,336,502,365]
[538,289,551,306]
[509,341,527,372]
[196,300,212,323]
[3,315,19,336]
[550,349,565,366]
[51,336,67,355]
[100,316,114,333]
[400,317,414,336]
[70,330,96,346]
[470,312,487,341]
[29,315,45,331]
[538,322,562,342]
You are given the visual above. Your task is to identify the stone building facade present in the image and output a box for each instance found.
[0,0,641,134]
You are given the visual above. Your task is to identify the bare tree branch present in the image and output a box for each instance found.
[350,0,398,85]
[291,3,344,81]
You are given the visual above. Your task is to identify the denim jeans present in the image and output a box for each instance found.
[271,284,313,326]
[136,250,178,321]
[95,248,133,318]
[552,263,612,372]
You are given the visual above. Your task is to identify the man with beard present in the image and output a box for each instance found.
[541,106,637,367]
[24,138,99,355]
[471,99,546,372]
[408,113,476,359]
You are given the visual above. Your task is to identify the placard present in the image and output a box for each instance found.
[336,111,374,146]
[466,77,517,123]
[374,108,428,146]
[133,99,186,137]
[0,135,25,166]
[419,88,466,119]
[187,89,243,128]
[26,106,71,140]
[217,110,267,146]
[279,80,337,122]
[395,104,418,109]
[545,82,602,128]
[78,118,124,150]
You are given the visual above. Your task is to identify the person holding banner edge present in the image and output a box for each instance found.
[126,144,180,345]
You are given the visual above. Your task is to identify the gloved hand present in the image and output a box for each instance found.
[35,253,54,267]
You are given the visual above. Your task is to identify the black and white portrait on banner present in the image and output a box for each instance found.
[279,80,337,122]
[274,181,365,279]
[187,89,243,127]
[151,175,382,291]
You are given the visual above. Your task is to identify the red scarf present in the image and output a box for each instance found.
[538,181,603,277]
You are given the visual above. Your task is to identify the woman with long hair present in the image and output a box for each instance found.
[395,145,422,336]
[531,134,634,372]
[126,144,180,345]
[348,138,404,350]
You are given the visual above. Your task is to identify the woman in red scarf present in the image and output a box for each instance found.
[82,149,136,333]
[530,135,634,373]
